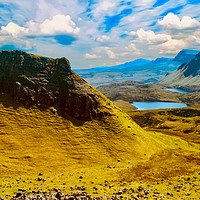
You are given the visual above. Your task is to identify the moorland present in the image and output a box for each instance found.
[0,50,199,199]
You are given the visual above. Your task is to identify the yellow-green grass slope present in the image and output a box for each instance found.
[0,91,199,183]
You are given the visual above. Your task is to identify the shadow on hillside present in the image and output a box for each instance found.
[0,93,22,110]
[64,115,86,127]
[0,93,86,127]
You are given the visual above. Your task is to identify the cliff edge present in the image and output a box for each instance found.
[0,50,111,120]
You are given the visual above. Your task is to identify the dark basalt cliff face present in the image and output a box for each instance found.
[0,50,111,121]
[178,52,200,77]
[158,52,200,91]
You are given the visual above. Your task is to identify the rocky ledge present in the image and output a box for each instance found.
[0,50,111,121]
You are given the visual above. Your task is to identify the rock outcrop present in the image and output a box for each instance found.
[0,50,111,120]
[158,51,200,91]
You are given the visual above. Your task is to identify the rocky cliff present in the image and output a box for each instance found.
[0,50,111,120]
[158,52,200,91]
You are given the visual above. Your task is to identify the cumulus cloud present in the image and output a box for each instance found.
[1,22,27,37]
[128,31,137,36]
[95,47,117,59]
[158,13,200,30]
[85,53,101,59]
[96,35,110,42]
[134,28,171,44]
[0,14,80,37]
[40,15,80,35]
[125,42,142,55]
[126,13,200,56]
[104,48,116,59]
[159,39,188,54]
[193,30,200,43]
[0,14,80,52]
[1,0,200,68]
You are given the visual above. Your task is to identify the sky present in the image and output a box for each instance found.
[0,0,200,69]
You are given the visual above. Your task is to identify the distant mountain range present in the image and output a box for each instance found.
[75,49,199,87]
[159,51,200,91]
[173,49,199,63]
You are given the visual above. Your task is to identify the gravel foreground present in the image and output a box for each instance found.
[1,175,200,200]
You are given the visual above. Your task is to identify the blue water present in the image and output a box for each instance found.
[165,88,192,93]
[131,101,187,110]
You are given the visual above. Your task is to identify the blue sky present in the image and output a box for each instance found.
[0,0,200,69]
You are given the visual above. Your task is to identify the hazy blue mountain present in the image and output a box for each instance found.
[159,51,200,91]
[74,49,198,87]
[173,49,199,63]
[75,58,151,72]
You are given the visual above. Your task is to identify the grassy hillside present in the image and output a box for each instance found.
[0,92,199,167]
[0,94,200,199]
[116,103,200,144]
[0,51,199,199]
[0,93,199,165]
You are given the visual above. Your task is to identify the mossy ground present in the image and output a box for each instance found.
[0,94,200,199]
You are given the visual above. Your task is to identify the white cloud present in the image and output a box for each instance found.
[193,30,200,43]
[125,42,142,56]
[126,12,200,56]
[128,31,137,36]
[105,48,116,59]
[85,53,101,59]
[133,0,155,7]
[1,22,26,37]
[96,35,110,42]
[94,44,142,59]
[159,39,187,54]
[1,0,200,68]
[0,36,8,42]
[158,13,200,30]
[36,0,61,22]
[40,15,80,35]
[135,28,171,44]
[0,14,80,37]
[92,0,117,17]
[95,47,117,59]
[0,34,32,50]
[0,14,80,53]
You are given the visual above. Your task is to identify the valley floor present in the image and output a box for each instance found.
[0,166,200,199]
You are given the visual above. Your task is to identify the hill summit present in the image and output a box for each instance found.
[0,50,112,121]
[0,50,178,175]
